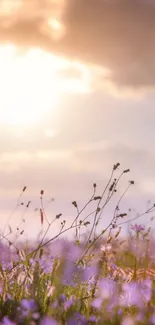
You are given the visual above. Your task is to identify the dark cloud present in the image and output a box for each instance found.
[61,0,155,88]
[0,0,155,88]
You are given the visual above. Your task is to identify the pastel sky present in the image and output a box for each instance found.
[0,0,155,242]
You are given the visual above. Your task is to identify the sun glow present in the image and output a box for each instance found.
[0,44,91,126]
[48,18,62,31]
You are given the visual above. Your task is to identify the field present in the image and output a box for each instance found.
[0,163,155,324]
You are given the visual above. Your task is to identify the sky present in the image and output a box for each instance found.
[0,0,155,243]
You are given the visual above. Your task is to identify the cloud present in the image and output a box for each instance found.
[1,142,155,196]
[0,0,154,90]
[0,141,155,237]
[61,0,155,89]
[73,142,155,179]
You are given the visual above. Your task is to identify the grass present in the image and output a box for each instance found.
[0,163,155,324]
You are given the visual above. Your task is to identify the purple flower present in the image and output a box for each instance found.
[75,313,87,325]
[117,309,122,315]
[63,259,76,285]
[106,296,120,312]
[109,262,117,271]
[67,243,82,262]
[64,298,74,311]
[136,312,145,322]
[59,294,66,302]
[140,279,152,303]
[130,224,145,232]
[49,239,66,258]
[120,279,152,307]
[29,258,36,266]
[67,313,87,325]
[20,299,38,317]
[99,278,117,299]
[1,317,15,325]
[32,312,40,320]
[83,264,98,282]
[40,317,58,325]
[89,315,96,322]
[51,301,58,309]
[120,282,143,308]
[21,299,37,311]
[91,297,103,309]
[39,256,53,273]
[0,243,11,264]
[150,314,155,324]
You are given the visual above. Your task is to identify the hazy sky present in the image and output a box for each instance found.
[0,0,155,242]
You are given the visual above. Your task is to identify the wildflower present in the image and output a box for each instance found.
[99,278,117,299]
[51,301,58,309]
[89,315,96,322]
[91,297,103,309]
[106,295,120,313]
[130,224,145,232]
[120,282,143,308]
[67,313,87,325]
[83,264,98,282]
[136,312,145,322]
[67,242,82,262]
[62,259,76,285]
[49,239,64,258]
[1,317,16,325]
[140,279,152,303]
[59,293,66,302]
[20,299,38,318]
[40,317,58,325]
[117,309,122,315]
[100,244,111,252]
[108,262,117,271]
[76,313,87,325]
[32,312,40,320]
[64,298,74,311]
[21,299,37,310]
[39,256,53,273]
[150,314,155,324]
[29,258,36,267]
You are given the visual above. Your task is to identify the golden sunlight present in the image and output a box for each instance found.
[48,18,62,31]
[0,0,22,15]
[0,44,91,126]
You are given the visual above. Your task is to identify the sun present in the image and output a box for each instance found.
[0,44,91,126]
[0,45,61,126]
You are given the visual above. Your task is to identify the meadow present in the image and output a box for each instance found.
[0,163,155,324]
